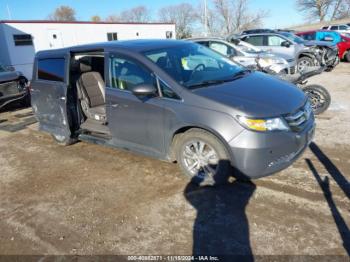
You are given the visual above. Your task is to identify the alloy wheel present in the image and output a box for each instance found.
[182,140,219,179]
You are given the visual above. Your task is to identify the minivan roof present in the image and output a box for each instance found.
[36,39,187,57]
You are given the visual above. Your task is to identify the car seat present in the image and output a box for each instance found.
[76,57,106,123]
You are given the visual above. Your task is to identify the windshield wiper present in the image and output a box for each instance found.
[187,69,251,89]
[187,79,227,89]
[232,69,251,78]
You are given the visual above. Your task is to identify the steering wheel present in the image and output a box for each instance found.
[190,63,206,79]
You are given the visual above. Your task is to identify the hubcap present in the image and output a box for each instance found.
[54,134,66,142]
[298,60,311,72]
[182,140,219,178]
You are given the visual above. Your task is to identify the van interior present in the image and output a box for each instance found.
[68,52,110,137]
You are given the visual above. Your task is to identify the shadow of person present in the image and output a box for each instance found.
[184,163,256,260]
[309,142,349,199]
[306,159,350,256]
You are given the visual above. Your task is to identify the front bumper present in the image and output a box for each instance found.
[228,118,315,179]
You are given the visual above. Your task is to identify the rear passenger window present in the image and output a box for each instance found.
[38,58,65,82]
[243,35,264,46]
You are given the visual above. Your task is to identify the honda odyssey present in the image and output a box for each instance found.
[31,40,315,185]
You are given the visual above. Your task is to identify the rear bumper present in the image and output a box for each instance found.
[228,118,315,179]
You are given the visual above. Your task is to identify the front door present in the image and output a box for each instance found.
[31,55,71,138]
[105,54,165,157]
[47,30,64,49]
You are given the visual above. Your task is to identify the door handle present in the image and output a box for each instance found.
[59,97,66,101]
[110,103,119,108]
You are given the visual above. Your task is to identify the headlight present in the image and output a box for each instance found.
[258,57,288,67]
[236,116,290,131]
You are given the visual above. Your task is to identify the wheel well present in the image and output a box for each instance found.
[169,126,196,162]
[168,126,232,163]
[343,49,350,58]
[298,53,312,59]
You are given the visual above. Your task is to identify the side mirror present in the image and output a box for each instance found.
[281,41,291,48]
[131,84,157,97]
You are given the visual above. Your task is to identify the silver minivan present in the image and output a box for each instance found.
[31,40,315,185]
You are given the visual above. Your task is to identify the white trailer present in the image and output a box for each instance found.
[0,20,176,79]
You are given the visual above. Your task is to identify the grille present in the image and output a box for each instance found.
[284,102,312,131]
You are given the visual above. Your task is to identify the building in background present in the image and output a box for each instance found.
[0,20,176,79]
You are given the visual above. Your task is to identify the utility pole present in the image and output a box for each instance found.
[204,0,208,36]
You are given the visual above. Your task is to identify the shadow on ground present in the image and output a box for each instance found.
[307,142,350,256]
[0,102,35,133]
[184,169,255,259]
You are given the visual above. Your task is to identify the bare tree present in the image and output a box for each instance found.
[119,6,151,22]
[330,0,344,19]
[91,15,101,22]
[158,3,197,39]
[333,0,350,19]
[105,15,121,22]
[296,0,333,21]
[213,0,268,35]
[213,0,232,34]
[48,5,76,21]
[196,2,221,36]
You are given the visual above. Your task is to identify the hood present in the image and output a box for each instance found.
[303,40,336,47]
[0,71,22,84]
[193,72,307,118]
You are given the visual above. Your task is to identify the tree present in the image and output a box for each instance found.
[196,2,221,36]
[158,3,197,39]
[48,5,76,21]
[296,0,350,21]
[296,0,334,21]
[332,0,350,19]
[105,15,121,22]
[213,0,268,35]
[91,15,101,22]
[119,6,150,22]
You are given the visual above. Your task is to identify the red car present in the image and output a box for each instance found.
[297,30,350,62]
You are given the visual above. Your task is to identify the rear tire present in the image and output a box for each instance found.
[302,84,331,115]
[175,128,232,186]
[51,133,77,146]
[345,51,350,62]
[297,57,314,72]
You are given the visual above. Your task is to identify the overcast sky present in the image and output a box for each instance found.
[0,0,305,28]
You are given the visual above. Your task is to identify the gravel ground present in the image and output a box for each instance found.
[0,63,349,258]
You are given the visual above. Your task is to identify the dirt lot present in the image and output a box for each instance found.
[0,63,349,257]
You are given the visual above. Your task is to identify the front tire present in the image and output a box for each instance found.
[302,84,331,115]
[51,133,77,146]
[175,128,232,186]
[297,57,314,72]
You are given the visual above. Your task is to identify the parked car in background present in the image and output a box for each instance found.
[239,30,339,71]
[0,63,29,109]
[297,30,350,62]
[321,24,350,35]
[190,37,294,74]
[31,40,315,185]
[241,29,276,34]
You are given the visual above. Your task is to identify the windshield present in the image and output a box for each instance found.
[280,32,305,44]
[143,43,244,89]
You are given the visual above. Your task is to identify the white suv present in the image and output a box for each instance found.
[322,24,350,35]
